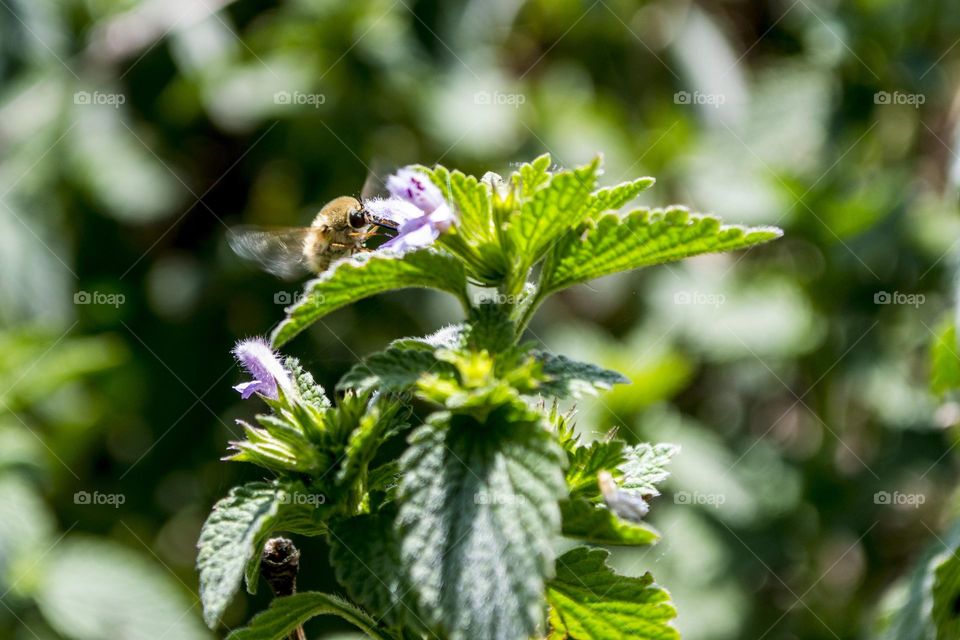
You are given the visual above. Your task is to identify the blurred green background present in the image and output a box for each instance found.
[2,0,960,638]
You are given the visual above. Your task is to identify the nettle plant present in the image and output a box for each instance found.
[197,155,782,640]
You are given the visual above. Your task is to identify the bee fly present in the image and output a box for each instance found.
[228,196,398,279]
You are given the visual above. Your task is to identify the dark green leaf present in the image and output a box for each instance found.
[536,351,629,397]
[397,411,567,639]
[272,250,468,347]
[197,482,281,627]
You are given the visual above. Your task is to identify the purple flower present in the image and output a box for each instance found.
[387,168,446,213]
[381,204,455,252]
[370,168,457,252]
[233,338,293,400]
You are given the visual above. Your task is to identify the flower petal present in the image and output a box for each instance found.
[364,197,423,224]
[387,168,446,213]
[232,337,293,400]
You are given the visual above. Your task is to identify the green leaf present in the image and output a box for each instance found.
[542,206,783,294]
[932,321,960,395]
[197,482,281,628]
[426,166,496,246]
[336,395,408,489]
[0,474,54,590]
[271,250,468,347]
[933,545,960,639]
[547,547,679,640]
[337,348,454,395]
[329,512,414,627]
[561,499,659,546]
[397,411,567,639]
[619,443,680,498]
[509,157,601,269]
[566,439,626,497]
[226,592,387,640]
[37,538,211,640]
[585,176,656,217]
[512,153,553,198]
[283,356,331,409]
[536,351,630,398]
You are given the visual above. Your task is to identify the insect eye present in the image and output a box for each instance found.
[349,210,366,228]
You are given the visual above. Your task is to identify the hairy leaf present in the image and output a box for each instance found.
[585,176,656,217]
[337,347,453,395]
[397,411,567,640]
[272,250,468,347]
[197,482,281,627]
[536,351,629,398]
[226,592,386,640]
[619,443,680,498]
[561,499,659,546]
[566,439,626,497]
[329,512,417,628]
[509,158,601,268]
[547,547,678,640]
[542,207,782,293]
[512,153,553,198]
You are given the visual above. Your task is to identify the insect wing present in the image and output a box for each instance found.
[227,225,314,280]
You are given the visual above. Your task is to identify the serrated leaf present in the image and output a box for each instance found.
[585,176,656,217]
[513,153,553,198]
[397,411,567,640]
[547,547,678,640]
[509,158,601,269]
[197,482,281,628]
[932,321,960,395]
[619,443,680,498]
[565,439,626,497]
[336,396,408,489]
[561,499,659,546]
[337,348,453,395]
[933,545,960,639]
[283,356,331,409]
[536,351,629,398]
[226,592,386,640]
[426,166,496,246]
[37,538,210,640]
[271,250,467,347]
[542,206,783,294]
[329,512,415,628]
